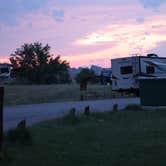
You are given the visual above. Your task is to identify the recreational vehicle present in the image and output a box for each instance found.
[111,55,166,96]
[0,63,11,83]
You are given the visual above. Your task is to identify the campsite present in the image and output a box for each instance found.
[1,0,166,165]
[1,50,166,166]
[0,80,166,165]
[1,48,166,166]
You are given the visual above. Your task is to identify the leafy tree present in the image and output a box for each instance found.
[10,42,71,84]
[46,56,71,84]
[75,68,98,84]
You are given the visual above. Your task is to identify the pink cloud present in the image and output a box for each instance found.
[1,2,166,67]
[70,14,166,67]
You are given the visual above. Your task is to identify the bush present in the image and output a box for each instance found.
[75,68,98,84]
[6,127,32,145]
[62,108,80,125]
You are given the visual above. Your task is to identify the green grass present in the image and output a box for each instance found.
[4,84,112,106]
[2,109,166,166]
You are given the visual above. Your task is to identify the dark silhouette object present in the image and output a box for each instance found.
[62,108,80,125]
[76,68,97,84]
[80,80,87,101]
[113,104,118,112]
[17,119,26,129]
[6,119,32,145]
[10,42,71,84]
[69,108,76,116]
[84,106,90,116]
[78,68,100,101]
[69,108,80,125]
[80,81,87,91]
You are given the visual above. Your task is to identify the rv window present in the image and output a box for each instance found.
[0,68,9,73]
[120,66,133,74]
[146,66,154,74]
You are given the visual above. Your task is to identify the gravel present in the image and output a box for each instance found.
[3,97,140,130]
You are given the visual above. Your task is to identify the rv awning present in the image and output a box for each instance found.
[144,60,166,72]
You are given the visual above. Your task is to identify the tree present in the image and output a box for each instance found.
[46,56,71,84]
[75,68,98,84]
[10,42,71,84]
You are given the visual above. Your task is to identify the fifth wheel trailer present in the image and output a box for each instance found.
[111,55,166,96]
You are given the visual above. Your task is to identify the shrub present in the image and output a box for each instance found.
[6,127,32,145]
[62,108,80,125]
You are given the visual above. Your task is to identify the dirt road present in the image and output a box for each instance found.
[4,98,140,130]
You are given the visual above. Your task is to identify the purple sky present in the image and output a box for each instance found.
[0,0,166,67]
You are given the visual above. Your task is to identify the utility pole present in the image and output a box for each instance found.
[0,87,4,154]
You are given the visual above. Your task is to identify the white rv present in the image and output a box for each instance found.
[111,55,166,95]
[0,63,11,83]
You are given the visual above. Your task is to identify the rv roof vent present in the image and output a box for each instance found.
[147,53,158,57]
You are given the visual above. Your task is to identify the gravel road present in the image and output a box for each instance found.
[3,97,140,130]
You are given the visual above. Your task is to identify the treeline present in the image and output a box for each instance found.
[10,42,71,84]
[9,42,99,85]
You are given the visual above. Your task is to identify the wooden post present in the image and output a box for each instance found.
[80,81,87,101]
[0,87,4,153]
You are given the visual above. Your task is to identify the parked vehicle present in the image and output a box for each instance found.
[111,54,166,96]
[0,63,11,84]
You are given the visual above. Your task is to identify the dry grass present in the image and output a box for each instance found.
[3,110,166,166]
[4,84,112,106]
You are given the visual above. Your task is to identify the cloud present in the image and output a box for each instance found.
[0,0,47,25]
[53,9,65,22]
[1,0,166,67]
[0,0,20,25]
[139,0,166,8]
[136,18,145,23]
[149,41,166,56]
[74,17,166,59]
[55,0,134,6]
[21,0,47,11]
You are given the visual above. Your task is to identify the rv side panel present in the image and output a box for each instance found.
[111,57,139,91]
[140,57,166,77]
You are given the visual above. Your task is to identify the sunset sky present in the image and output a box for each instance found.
[0,0,166,67]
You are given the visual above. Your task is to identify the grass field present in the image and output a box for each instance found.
[2,109,166,166]
[4,84,112,106]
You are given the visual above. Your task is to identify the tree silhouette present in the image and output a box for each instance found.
[75,68,98,84]
[10,42,71,84]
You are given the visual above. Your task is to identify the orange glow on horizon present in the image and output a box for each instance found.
[0,57,10,64]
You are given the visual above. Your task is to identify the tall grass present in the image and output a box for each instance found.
[4,84,112,106]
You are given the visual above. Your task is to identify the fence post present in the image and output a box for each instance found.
[0,87,4,153]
